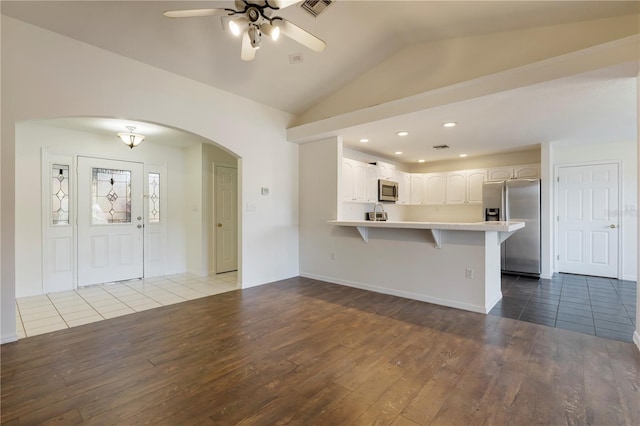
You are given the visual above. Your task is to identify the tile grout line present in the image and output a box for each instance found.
[123,280,184,307]
[45,294,73,332]
[59,290,106,322]
[15,303,26,337]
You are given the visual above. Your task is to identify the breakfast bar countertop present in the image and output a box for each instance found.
[327,220,525,232]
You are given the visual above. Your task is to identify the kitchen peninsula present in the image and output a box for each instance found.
[325,219,525,314]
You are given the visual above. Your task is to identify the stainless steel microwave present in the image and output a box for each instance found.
[378,179,398,202]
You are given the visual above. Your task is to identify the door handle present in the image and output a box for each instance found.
[137,216,142,221]
[217,223,222,228]
[137,224,143,229]
[610,224,617,229]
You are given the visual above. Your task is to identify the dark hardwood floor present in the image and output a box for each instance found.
[2,277,639,425]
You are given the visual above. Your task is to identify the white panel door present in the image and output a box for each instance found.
[215,165,238,273]
[557,163,619,278]
[77,157,144,286]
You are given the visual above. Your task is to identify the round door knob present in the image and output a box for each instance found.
[137,216,142,221]
[217,223,222,228]
[610,224,616,229]
[137,224,143,229]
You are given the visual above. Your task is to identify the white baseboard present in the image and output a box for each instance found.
[1,333,19,345]
[634,331,640,352]
[300,272,489,314]
[621,274,637,282]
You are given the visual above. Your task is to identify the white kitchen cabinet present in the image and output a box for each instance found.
[488,164,540,180]
[410,174,424,205]
[488,167,513,180]
[424,173,446,204]
[396,171,411,205]
[376,161,397,180]
[466,169,487,204]
[446,171,466,204]
[365,163,379,203]
[342,158,367,202]
[446,169,487,204]
[513,164,540,179]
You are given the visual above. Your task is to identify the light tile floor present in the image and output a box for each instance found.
[16,272,238,338]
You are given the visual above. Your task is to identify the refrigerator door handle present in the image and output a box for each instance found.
[504,184,509,221]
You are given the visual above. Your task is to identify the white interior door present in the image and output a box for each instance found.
[557,163,619,278]
[215,165,238,273]
[77,157,144,286]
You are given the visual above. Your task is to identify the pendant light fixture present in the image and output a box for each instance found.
[117,126,145,149]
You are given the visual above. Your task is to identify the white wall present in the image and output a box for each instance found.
[1,16,299,342]
[185,144,205,276]
[14,122,189,297]
[551,140,638,281]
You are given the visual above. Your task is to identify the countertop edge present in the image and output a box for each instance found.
[327,220,525,232]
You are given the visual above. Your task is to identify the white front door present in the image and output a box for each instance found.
[557,163,619,278]
[77,157,144,286]
[215,165,238,273]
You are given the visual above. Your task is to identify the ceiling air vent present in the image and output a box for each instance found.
[300,0,333,17]
[432,145,450,150]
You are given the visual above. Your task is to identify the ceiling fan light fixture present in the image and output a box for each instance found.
[117,126,145,149]
[247,25,262,48]
[229,20,242,36]
[261,22,280,41]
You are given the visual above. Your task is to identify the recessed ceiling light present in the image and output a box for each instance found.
[459,154,468,157]
[443,122,457,128]
[394,151,403,155]
[418,159,425,163]
[397,131,409,136]
[359,138,369,143]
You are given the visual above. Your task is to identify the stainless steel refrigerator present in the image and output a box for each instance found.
[482,179,541,276]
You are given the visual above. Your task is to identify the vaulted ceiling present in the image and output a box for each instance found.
[3,1,639,164]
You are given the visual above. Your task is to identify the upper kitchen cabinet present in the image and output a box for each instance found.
[424,173,447,204]
[410,174,424,205]
[466,169,488,204]
[446,169,487,204]
[488,164,540,180]
[513,164,540,179]
[446,171,466,204]
[365,164,379,203]
[343,158,382,203]
[376,161,397,180]
[396,171,411,205]
[342,158,367,202]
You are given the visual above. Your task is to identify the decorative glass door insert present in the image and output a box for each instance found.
[52,164,70,225]
[148,172,160,223]
[91,168,131,224]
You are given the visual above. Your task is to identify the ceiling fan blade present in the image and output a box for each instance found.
[163,8,232,18]
[241,31,257,61]
[273,18,326,52]
[267,0,300,10]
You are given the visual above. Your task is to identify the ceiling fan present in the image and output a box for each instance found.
[163,0,326,61]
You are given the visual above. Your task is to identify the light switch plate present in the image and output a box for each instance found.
[261,187,269,196]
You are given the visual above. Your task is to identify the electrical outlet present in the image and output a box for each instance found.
[465,268,474,279]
